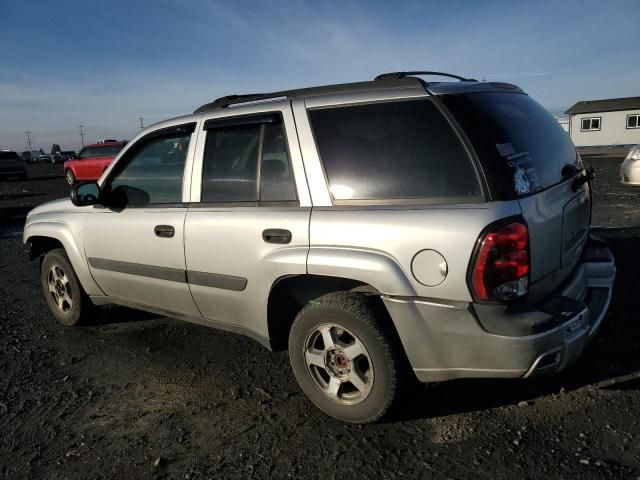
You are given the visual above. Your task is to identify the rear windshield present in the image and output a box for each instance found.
[78,144,124,159]
[309,99,481,202]
[440,92,578,199]
[0,151,19,161]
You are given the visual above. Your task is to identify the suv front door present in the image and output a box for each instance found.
[184,102,310,342]
[83,123,201,316]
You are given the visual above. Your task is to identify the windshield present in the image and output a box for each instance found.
[0,151,19,161]
[440,92,579,200]
[78,144,124,159]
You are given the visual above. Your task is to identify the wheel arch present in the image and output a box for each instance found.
[266,273,400,352]
[24,222,103,296]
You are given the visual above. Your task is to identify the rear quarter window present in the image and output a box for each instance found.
[440,92,579,200]
[309,99,482,203]
[0,152,19,161]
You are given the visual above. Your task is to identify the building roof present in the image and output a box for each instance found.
[566,97,640,115]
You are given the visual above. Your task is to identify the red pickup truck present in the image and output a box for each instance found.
[63,141,127,185]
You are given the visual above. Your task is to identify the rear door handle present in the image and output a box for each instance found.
[262,228,291,244]
[154,225,175,238]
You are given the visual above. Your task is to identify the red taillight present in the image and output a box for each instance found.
[470,220,530,302]
[494,251,529,279]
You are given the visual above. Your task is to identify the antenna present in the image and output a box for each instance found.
[78,125,85,147]
[25,131,33,151]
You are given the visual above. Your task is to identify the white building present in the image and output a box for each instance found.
[566,97,640,147]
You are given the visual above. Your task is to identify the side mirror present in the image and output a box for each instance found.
[70,182,101,206]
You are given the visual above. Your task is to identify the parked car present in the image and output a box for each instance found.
[63,141,127,185]
[61,150,77,161]
[621,145,640,186]
[0,150,27,180]
[23,72,615,423]
[37,154,52,163]
[51,152,65,164]
[26,151,43,163]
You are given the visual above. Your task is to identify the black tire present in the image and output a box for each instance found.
[40,248,94,326]
[65,169,75,185]
[288,291,400,423]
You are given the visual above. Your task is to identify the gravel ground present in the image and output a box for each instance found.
[1,159,640,479]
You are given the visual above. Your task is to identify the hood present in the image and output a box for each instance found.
[27,198,76,219]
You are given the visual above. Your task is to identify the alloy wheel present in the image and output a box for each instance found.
[47,264,73,313]
[303,323,374,405]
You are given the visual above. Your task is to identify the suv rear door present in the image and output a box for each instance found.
[184,101,310,341]
[440,91,591,300]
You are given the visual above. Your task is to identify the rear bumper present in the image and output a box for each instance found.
[383,235,615,383]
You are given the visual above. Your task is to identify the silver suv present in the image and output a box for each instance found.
[24,72,615,423]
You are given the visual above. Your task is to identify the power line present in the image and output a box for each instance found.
[25,131,33,151]
[78,125,85,147]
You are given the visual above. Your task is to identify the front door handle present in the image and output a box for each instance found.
[262,228,292,244]
[154,225,175,238]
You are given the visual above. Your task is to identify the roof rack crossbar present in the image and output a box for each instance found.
[375,71,478,82]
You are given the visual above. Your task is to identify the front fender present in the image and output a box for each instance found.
[24,220,103,296]
[307,247,416,296]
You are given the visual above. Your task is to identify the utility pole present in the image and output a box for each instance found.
[139,117,144,131]
[78,125,85,147]
[25,131,33,151]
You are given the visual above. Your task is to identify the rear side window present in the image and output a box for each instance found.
[201,118,297,203]
[309,99,481,202]
[0,151,19,161]
[440,92,579,199]
[78,144,124,159]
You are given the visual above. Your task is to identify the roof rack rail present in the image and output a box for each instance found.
[193,74,442,113]
[194,92,287,113]
[375,71,478,82]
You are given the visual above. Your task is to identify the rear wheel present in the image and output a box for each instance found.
[65,169,75,185]
[288,292,400,423]
[40,248,94,326]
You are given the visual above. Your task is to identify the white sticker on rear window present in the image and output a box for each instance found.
[496,142,516,157]
[496,148,541,194]
[514,167,530,194]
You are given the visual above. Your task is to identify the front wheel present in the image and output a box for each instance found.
[65,169,75,185]
[41,248,94,326]
[288,292,400,423]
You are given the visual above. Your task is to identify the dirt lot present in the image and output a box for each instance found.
[1,159,640,479]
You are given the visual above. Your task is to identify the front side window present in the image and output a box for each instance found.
[201,117,297,203]
[108,132,191,205]
[78,144,124,159]
[581,117,601,131]
[309,99,481,202]
[627,114,640,129]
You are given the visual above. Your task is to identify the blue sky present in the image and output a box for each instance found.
[0,0,638,151]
